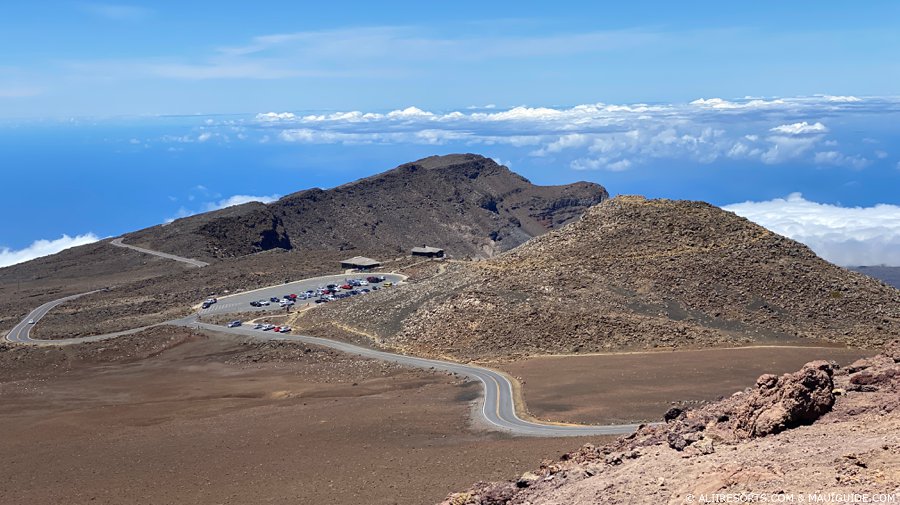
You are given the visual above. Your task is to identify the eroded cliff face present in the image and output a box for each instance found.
[198,207,292,257]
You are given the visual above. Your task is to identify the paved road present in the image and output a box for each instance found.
[110,237,210,268]
[5,289,156,345]
[4,274,641,437]
[182,320,642,436]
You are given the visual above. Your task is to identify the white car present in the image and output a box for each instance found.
[359,280,369,286]
[27,319,35,324]
[258,300,270,306]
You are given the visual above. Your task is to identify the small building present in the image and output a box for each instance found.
[340,256,381,270]
[411,246,445,258]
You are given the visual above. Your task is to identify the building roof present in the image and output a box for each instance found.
[340,256,381,267]
[411,246,444,254]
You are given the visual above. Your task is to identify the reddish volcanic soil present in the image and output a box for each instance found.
[500,346,873,424]
[0,327,601,505]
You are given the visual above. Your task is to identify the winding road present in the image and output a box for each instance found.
[5,247,642,437]
[110,237,210,268]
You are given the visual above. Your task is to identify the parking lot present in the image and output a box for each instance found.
[197,273,407,322]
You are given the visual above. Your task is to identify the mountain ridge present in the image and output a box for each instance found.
[123,154,609,260]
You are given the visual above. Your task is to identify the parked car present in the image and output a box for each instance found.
[226,320,242,328]
[250,301,260,307]
[359,280,369,286]
[201,302,211,309]
[279,326,291,333]
[254,323,263,330]
[340,284,353,290]
[259,300,270,306]
[273,326,281,332]
[270,297,280,303]
[383,282,393,287]
[366,276,379,283]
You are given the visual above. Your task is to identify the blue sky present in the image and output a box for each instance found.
[1,2,899,266]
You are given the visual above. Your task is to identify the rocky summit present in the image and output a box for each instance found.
[123,154,608,261]
[302,195,900,360]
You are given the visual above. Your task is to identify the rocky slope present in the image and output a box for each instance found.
[443,342,900,504]
[124,154,608,260]
[299,196,900,359]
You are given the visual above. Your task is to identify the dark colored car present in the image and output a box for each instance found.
[250,301,260,307]
[201,302,211,309]
[270,297,279,303]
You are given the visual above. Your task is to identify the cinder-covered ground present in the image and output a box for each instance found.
[445,341,900,504]
[499,346,872,424]
[0,327,602,505]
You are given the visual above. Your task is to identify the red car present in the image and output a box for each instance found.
[340,284,353,290]
[273,326,281,332]
[288,294,297,300]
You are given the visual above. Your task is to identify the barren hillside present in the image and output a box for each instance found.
[299,196,900,359]
[124,154,608,261]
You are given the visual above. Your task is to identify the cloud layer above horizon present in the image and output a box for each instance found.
[725,194,900,266]
[0,234,100,268]
[242,95,899,173]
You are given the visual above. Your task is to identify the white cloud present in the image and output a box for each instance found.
[242,96,900,170]
[386,106,435,119]
[690,97,786,109]
[760,135,821,164]
[823,95,862,102]
[813,151,871,169]
[164,194,282,223]
[724,193,900,266]
[571,157,632,171]
[256,112,297,121]
[770,121,828,135]
[205,194,281,211]
[607,159,633,171]
[0,234,100,268]
[530,133,591,156]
